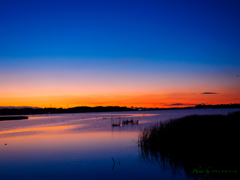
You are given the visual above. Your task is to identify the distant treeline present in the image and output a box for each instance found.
[0,104,240,115]
[194,104,240,109]
[0,106,131,115]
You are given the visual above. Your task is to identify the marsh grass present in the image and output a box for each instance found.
[138,111,240,180]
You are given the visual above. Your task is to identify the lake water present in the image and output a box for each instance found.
[1,108,240,180]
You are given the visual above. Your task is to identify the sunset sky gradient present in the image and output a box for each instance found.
[0,0,240,108]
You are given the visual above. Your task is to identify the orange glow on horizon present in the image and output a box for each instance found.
[0,91,239,109]
[1,66,239,108]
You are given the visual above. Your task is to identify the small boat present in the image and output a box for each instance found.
[131,120,139,124]
[122,120,130,125]
[122,119,139,125]
[111,117,121,127]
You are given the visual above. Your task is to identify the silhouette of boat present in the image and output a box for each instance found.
[111,117,121,127]
[122,119,139,125]
[131,120,139,124]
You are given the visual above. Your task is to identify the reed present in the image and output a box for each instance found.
[138,111,240,180]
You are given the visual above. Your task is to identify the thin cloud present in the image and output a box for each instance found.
[201,92,218,94]
[168,103,198,106]
[171,103,184,105]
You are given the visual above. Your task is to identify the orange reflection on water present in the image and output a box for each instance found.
[0,124,84,135]
[133,114,157,117]
[28,116,61,120]
[99,113,158,117]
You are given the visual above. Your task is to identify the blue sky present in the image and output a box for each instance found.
[1,0,239,62]
[0,0,240,107]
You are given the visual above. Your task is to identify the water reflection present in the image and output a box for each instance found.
[1,131,161,180]
[0,125,85,135]
[1,109,240,180]
[138,145,239,180]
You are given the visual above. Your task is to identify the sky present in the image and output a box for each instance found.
[0,0,240,108]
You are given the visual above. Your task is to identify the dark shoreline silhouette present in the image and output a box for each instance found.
[138,111,240,180]
[0,116,28,121]
[0,104,239,116]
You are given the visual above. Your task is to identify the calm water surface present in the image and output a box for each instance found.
[1,108,240,180]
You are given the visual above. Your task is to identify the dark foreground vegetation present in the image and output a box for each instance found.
[138,111,240,180]
[0,116,28,121]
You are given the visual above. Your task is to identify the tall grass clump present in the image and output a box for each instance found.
[138,111,240,180]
